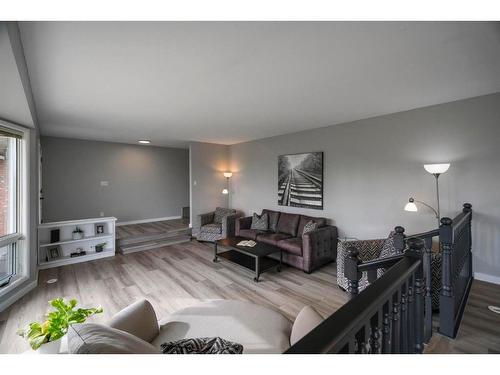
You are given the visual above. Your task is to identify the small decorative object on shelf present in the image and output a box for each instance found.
[72,227,84,240]
[70,249,87,258]
[50,229,60,243]
[95,242,106,253]
[95,223,105,235]
[48,246,60,260]
[17,298,103,353]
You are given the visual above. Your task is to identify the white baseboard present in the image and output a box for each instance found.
[0,279,38,313]
[116,216,182,226]
[474,272,500,285]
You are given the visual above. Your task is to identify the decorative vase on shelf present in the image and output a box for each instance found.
[72,227,84,240]
[95,243,106,253]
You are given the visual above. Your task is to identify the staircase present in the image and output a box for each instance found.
[116,220,191,255]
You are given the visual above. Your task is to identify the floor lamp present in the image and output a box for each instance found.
[222,172,232,208]
[404,163,450,227]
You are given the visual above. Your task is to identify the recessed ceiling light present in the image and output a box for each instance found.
[138,140,151,144]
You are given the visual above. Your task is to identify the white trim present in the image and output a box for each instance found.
[38,216,117,229]
[474,272,500,285]
[0,278,37,312]
[116,215,182,226]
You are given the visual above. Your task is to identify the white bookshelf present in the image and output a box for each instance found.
[38,217,117,270]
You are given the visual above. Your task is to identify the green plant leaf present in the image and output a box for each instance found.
[19,298,103,350]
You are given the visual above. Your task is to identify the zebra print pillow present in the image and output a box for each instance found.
[250,212,269,230]
[302,220,318,236]
[161,337,243,354]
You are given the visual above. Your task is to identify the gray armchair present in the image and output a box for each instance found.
[196,207,239,242]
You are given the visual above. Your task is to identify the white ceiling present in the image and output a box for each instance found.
[19,21,500,148]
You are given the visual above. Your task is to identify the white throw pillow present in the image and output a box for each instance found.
[68,323,159,354]
[290,305,324,346]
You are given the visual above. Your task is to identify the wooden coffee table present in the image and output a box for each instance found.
[214,237,282,282]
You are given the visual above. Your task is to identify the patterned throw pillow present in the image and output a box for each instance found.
[161,337,243,354]
[251,212,269,230]
[302,220,318,236]
[379,231,399,258]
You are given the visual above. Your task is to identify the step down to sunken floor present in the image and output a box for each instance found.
[116,228,192,255]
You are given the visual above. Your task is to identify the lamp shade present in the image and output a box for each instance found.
[404,201,418,212]
[223,172,233,178]
[222,188,229,195]
[424,163,450,174]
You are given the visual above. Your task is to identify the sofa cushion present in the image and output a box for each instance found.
[297,215,326,236]
[68,323,159,354]
[201,223,222,234]
[154,300,292,354]
[214,207,236,224]
[109,299,159,343]
[277,212,300,237]
[262,209,281,232]
[239,229,266,240]
[250,212,269,230]
[277,237,303,256]
[257,232,292,246]
[290,306,324,346]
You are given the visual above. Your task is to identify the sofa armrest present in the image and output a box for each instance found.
[197,211,215,228]
[221,213,240,237]
[302,226,338,273]
[108,299,159,343]
[235,216,252,236]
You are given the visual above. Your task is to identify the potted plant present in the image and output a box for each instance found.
[72,227,84,240]
[17,298,103,353]
[95,242,107,253]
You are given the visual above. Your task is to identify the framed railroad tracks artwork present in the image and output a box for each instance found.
[278,152,323,210]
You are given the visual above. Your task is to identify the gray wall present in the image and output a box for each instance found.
[189,142,229,232]
[229,93,500,282]
[41,137,189,223]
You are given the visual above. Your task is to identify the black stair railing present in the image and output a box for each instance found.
[286,237,426,354]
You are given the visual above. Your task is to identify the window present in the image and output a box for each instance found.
[0,124,25,288]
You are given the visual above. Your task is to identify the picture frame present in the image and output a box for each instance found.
[94,223,106,235]
[48,246,61,260]
[278,151,324,210]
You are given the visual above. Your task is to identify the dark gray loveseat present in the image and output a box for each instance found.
[236,209,338,273]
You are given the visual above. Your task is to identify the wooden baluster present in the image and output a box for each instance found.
[407,237,425,353]
[391,291,401,353]
[360,325,370,353]
[370,311,382,354]
[345,247,361,300]
[407,275,415,353]
[400,282,408,353]
[382,300,392,353]
[423,242,433,343]
[439,217,454,338]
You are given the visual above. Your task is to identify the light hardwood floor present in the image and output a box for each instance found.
[0,240,499,354]
[0,240,346,353]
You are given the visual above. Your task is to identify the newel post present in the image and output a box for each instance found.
[345,246,361,300]
[439,216,454,338]
[393,226,406,253]
[406,237,425,353]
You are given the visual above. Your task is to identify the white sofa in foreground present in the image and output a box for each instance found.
[68,299,323,354]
